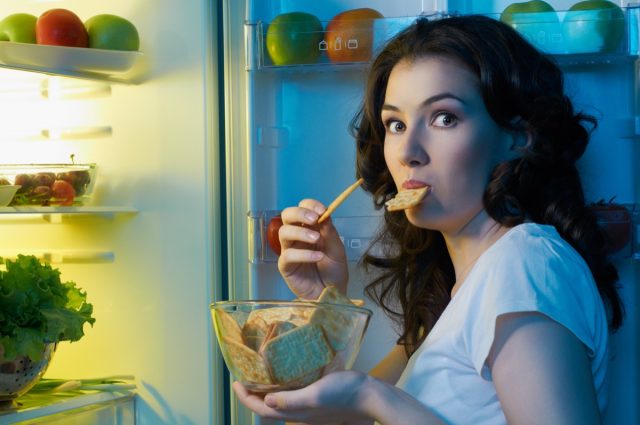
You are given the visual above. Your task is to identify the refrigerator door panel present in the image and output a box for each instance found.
[229,0,639,424]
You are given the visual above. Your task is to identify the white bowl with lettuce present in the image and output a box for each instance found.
[0,255,95,406]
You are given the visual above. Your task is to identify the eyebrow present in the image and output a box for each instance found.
[381,92,466,112]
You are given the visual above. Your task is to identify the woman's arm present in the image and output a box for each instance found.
[233,371,446,425]
[368,344,409,384]
[488,312,601,425]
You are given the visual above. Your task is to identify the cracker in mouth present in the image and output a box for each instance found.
[385,186,430,211]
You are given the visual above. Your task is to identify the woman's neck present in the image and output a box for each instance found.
[444,213,510,297]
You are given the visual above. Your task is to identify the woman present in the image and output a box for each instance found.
[234,15,623,424]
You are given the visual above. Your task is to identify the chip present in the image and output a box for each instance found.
[261,323,334,384]
[385,186,429,211]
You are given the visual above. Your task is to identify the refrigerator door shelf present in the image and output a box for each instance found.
[248,8,640,71]
[591,203,639,260]
[248,210,383,263]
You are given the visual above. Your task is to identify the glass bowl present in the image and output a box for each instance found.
[0,164,97,207]
[0,343,56,408]
[211,300,372,393]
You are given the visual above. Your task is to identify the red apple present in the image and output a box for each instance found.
[36,9,88,47]
[325,8,383,63]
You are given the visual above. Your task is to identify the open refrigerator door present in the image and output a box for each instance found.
[223,0,639,423]
[0,0,223,424]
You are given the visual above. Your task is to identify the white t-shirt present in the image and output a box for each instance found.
[395,223,609,425]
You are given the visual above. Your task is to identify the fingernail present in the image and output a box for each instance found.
[314,206,326,215]
[311,251,323,260]
[264,394,277,408]
[305,212,318,222]
[308,231,319,241]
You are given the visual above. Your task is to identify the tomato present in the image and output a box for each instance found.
[590,201,631,254]
[325,8,383,63]
[267,215,284,255]
[51,180,75,206]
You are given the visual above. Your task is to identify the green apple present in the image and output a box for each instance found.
[266,12,323,66]
[85,14,140,51]
[500,1,562,53]
[563,0,624,54]
[0,13,37,44]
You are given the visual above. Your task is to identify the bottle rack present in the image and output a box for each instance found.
[250,204,640,264]
[248,210,383,263]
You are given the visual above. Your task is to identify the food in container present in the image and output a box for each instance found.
[211,286,372,392]
[0,163,96,206]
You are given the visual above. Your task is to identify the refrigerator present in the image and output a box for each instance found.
[0,0,636,424]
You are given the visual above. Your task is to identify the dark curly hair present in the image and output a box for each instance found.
[351,15,624,357]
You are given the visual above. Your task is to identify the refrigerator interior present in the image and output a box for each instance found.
[224,0,639,423]
[0,0,223,424]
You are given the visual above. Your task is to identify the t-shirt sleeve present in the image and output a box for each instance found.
[463,231,607,380]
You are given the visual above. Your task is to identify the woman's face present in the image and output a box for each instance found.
[382,56,514,234]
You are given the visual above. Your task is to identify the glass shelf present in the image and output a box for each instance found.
[0,206,138,223]
[0,390,134,424]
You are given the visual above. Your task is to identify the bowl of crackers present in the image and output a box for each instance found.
[211,286,372,392]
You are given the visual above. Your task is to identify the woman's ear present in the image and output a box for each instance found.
[510,130,532,151]
[508,116,532,152]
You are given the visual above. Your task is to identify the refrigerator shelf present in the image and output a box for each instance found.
[0,390,134,424]
[0,42,145,85]
[249,7,640,71]
[0,206,138,223]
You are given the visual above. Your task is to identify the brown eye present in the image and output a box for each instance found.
[432,112,457,128]
[385,120,406,134]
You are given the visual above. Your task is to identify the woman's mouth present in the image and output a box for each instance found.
[402,179,429,190]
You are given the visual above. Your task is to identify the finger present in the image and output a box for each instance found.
[278,247,324,266]
[233,382,308,421]
[264,386,318,411]
[279,224,321,249]
[298,198,327,216]
[281,205,321,227]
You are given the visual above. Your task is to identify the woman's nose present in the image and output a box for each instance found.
[398,129,428,167]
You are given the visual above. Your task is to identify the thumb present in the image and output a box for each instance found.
[264,389,310,411]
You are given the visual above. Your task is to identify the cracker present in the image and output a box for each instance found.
[246,307,309,327]
[214,308,244,345]
[258,321,298,352]
[310,286,356,351]
[261,323,334,384]
[385,186,429,211]
[222,336,272,384]
[242,315,269,351]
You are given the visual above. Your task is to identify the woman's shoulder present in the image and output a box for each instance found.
[473,222,596,298]
[489,222,585,268]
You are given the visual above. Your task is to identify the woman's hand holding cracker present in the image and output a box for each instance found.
[278,198,348,300]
